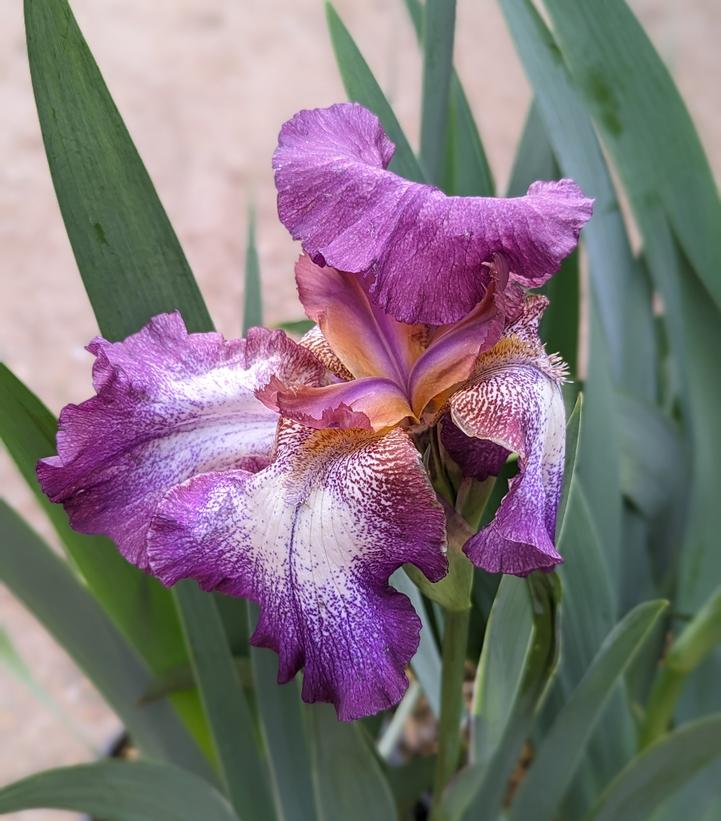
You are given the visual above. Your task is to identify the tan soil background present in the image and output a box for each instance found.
[1,1,719,818]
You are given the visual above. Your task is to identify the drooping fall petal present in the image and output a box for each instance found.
[147,421,447,720]
[37,313,324,568]
[274,103,593,325]
[448,296,567,575]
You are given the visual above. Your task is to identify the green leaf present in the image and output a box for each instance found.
[510,599,668,821]
[506,101,558,197]
[309,705,397,821]
[540,0,721,315]
[0,502,209,777]
[242,207,263,334]
[248,604,317,821]
[0,364,209,752]
[419,0,457,184]
[641,585,721,748]
[391,570,442,717]
[275,318,315,337]
[616,392,686,520]
[175,583,275,821]
[325,2,424,182]
[25,0,212,341]
[26,0,264,793]
[500,0,656,395]
[445,573,561,820]
[404,0,494,195]
[0,760,238,820]
[542,249,579,377]
[0,625,93,751]
[384,752,436,816]
[553,479,634,810]
[586,715,721,821]
[577,305,622,583]
[536,2,721,800]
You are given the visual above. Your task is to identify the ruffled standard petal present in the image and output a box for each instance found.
[148,421,448,720]
[274,103,593,325]
[448,296,567,575]
[37,313,325,568]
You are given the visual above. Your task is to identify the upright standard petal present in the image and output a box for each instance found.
[448,296,567,576]
[296,254,426,383]
[274,103,593,325]
[148,421,448,720]
[37,313,324,568]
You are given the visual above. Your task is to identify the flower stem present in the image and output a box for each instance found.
[430,606,470,821]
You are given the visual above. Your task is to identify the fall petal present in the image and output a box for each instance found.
[37,313,324,568]
[448,297,567,575]
[148,421,447,720]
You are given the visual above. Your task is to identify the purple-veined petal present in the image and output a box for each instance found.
[147,421,447,720]
[274,103,593,325]
[37,312,325,568]
[448,296,567,575]
[296,254,426,382]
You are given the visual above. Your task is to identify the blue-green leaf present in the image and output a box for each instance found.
[0,364,209,752]
[405,0,494,195]
[586,716,721,821]
[419,0,457,184]
[248,604,317,821]
[25,0,212,341]
[447,573,561,821]
[0,761,238,821]
[309,705,397,821]
[242,208,263,334]
[510,600,667,821]
[175,584,275,821]
[325,2,424,182]
[0,502,209,777]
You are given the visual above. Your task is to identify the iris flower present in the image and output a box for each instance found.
[38,103,592,720]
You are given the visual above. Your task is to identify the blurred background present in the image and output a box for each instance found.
[1,0,719,814]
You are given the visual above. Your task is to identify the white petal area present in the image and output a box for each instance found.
[148,421,447,720]
[38,313,325,568]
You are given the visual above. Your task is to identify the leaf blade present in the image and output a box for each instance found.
[325,2,424,182]
[175,583,275,821]
[0,761,238,821]
[510,600,668,821]
[0,502,209,777]
[25,0,212,341]
[419,0,457,184]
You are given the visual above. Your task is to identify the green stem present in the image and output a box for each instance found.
[430,607,471,821]
[639,665,686,749]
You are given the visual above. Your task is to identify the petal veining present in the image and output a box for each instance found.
[147,421,447,720]
[37,313,324,568]
[274,103,593,325]
[296,254,426,384]
[448,296,567,575]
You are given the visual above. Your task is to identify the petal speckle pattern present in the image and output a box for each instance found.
[148,421,447,719]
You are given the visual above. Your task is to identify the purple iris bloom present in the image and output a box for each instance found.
[37,103,592,720]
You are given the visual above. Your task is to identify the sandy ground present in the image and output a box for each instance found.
[1,1,719,818]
